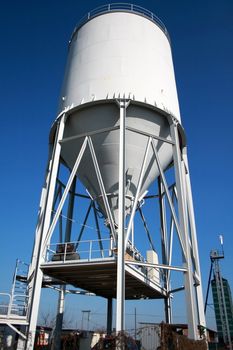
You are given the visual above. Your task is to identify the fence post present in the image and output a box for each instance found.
[64,243,67,262]
[89,241,92,260]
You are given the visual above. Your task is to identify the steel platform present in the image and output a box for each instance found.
[40,258,166,300]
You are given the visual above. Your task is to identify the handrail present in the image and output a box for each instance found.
[45,238,112,262]
[0,292,11,299]
[45,239,160,281]
[0,293,12,316]
[0,292,28,317]
[45,238,148,266]
[70,3,170,44]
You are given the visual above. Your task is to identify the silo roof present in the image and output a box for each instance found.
[70,3,170,44]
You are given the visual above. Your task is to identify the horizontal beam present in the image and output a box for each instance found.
[44,284,96,296]
[168,286,185,295]
[60,125,120,144]
[125,260,187,272]
[60,125,175,146]
[0,316,28,326]
[126,126,175,145]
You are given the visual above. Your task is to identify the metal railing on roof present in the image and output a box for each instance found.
[70,3,170,43]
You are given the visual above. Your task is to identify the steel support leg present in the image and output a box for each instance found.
[52,285,65,350]
[116,100,126,341]
[107,298,113,335]
[58,186,63,242]
[170,121,198,339]
[53,178,76,350]
[182,148,207,334]
[26,115,66,350]
[158,177,172,324]
[64,178,76,242]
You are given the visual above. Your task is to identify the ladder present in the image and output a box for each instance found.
[0,259,29,336]
[9,259,29,317]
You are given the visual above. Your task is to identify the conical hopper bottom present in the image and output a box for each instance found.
[60,102,172,225]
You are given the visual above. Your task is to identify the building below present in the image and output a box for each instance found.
[211,277,233,343]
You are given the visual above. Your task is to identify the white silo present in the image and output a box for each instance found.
[22,5,206,349]
[57,9,180,223]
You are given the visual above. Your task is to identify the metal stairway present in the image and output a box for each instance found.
[0,259,29,339]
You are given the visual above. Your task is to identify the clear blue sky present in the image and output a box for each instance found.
[0,0,232,332]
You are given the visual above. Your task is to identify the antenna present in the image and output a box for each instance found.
[219,234,224,256]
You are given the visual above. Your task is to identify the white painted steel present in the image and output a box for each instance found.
[183,149,207,332]
[116,101,126,333]
[59,12,180,119]
[170,123,198,339]
[57,10,181,223]
[26,115,66,350]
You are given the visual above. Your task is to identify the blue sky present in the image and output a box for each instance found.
[0,0,233,332]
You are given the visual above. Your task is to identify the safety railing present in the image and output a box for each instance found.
[45,238,113,263]
[0,293,28,317]
[0,293,11,315]
[70,3,170,43]
[9,294,29,316]
[44,239,161,284]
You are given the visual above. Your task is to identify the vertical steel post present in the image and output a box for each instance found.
[182,148,207,333]
[131,220,134,255]
[116,100,126,337]
[170,121,197,339]
[28,144,54,280]
[167,189,175,324]
[134,307,137,341]
[58,186,63,242]
[93,202,104,257]
[158,176,172,324]
[64,178,76,242]
[53,178,76,350]
[26,115,66,350]
[52,286,66,350]
[107,298,113,335]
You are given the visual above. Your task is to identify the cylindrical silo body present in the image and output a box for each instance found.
[55,9,181,223]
